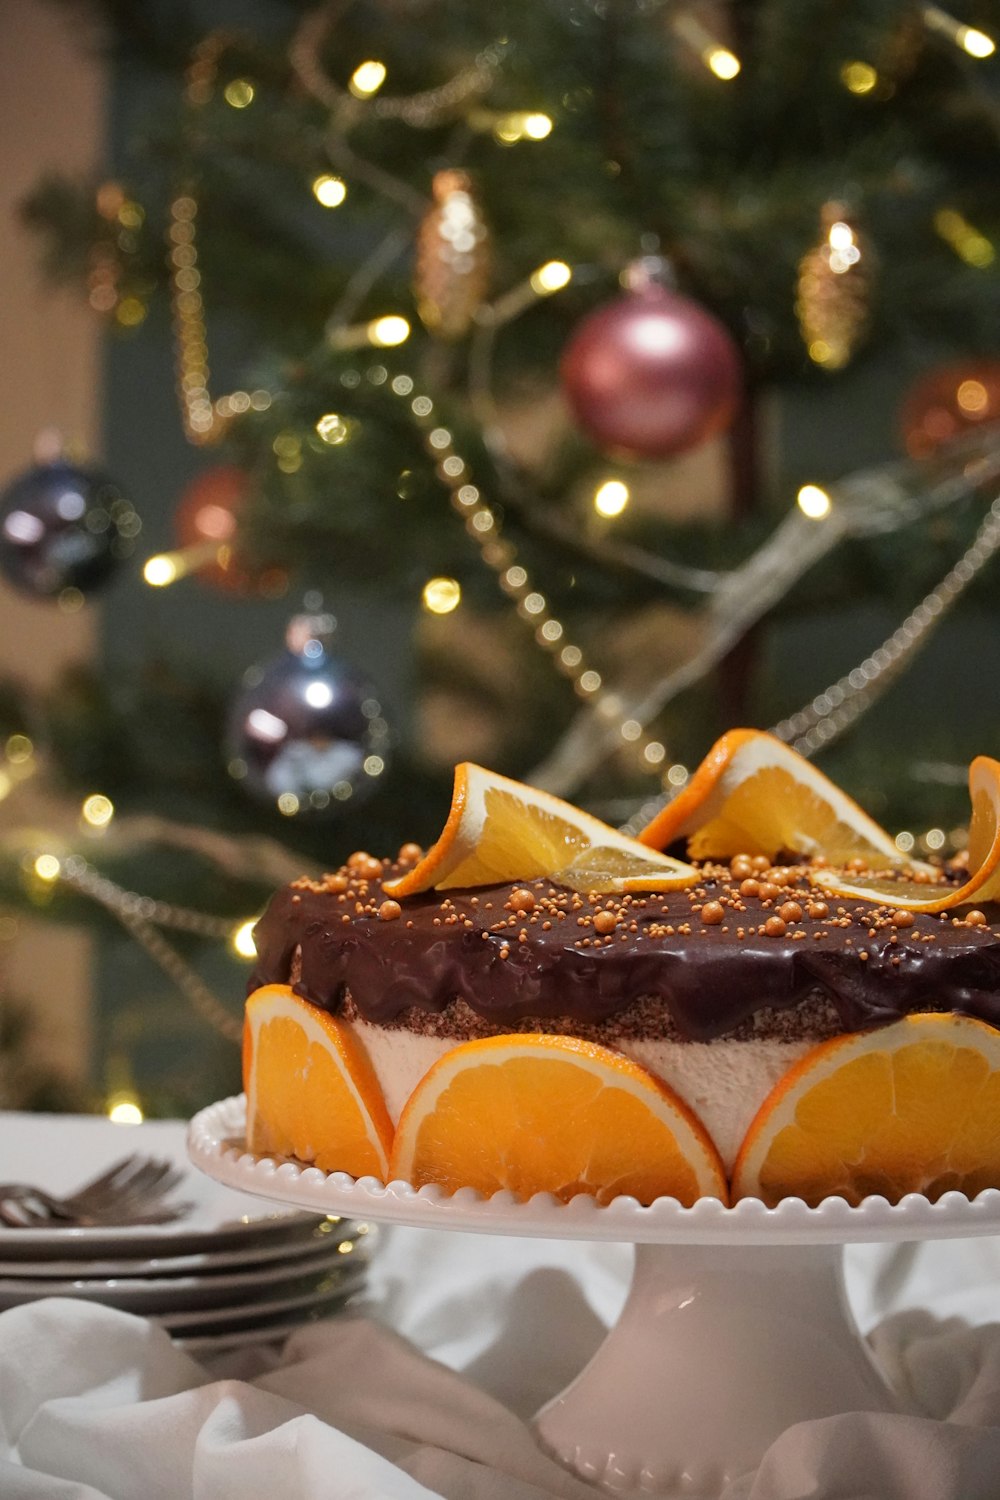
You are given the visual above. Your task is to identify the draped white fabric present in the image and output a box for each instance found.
[3,1225,1000,1498]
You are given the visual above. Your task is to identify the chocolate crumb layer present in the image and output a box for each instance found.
[250,860,1000,1044]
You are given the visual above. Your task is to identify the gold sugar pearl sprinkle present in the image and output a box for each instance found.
[593,910,618,935]
[397,842,423,864]
[508,887,536,914]
[891,909,916,928]
[778,900,803,923]
[806,900,829,920]
[739,878,761,898]
[701,901,725,926]
[965,909,988,926]
[763,916,788,938]
[379,899,402,922]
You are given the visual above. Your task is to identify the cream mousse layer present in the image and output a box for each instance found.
[347,1015,812,1172]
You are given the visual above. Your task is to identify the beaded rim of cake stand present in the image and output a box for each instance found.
[188,1095,1000,1246]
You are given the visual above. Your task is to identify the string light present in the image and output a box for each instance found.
[840,61,879,94]
[492,110,554,143]
[349,60,387,97]
[671,12,741,78]
[6,735,33,763]
[223,79,255,108]
[422,577,462,614]
[529,261,572,295]
[705,47,741,79]
[797,484,832,520]
[230,919,258,958]
[312,174,347,207]
[33,854,61,882]
[143,541,221,587]
[315,413,353,445]
[594,480,630,518]
[367,315,410,347]
[106,1092,144,1125]
[934,208,995,268]
[922,5,995,56]
[81,794,115,829]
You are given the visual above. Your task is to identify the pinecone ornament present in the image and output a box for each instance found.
[415,170,491,339]
[796,203,873,370]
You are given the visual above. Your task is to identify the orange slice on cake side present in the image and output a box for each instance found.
[810,755,1000,912]
[383,762,699,897]
[388,1033,728,1206]
[244,984,394,1178]
[637,728,911,869]
[732,1013,1000,1207]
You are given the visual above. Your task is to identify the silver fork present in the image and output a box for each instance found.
[0,1155,193,1229]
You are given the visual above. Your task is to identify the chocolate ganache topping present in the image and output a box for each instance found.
[248,855,1000,1043]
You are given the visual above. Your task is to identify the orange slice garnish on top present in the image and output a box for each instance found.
[638,728,909,869]
[244,984,394,1178]
[810,754,1000,912]
[383,762,698,897]
[731,1013,1000,1207]
[388,1032,728,1206]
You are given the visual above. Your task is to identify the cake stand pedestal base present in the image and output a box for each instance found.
[534,1240,898,1496]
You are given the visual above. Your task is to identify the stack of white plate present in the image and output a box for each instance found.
[0,1113,371,1355]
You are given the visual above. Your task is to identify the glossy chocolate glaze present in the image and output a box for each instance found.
[249,862,1000,1043]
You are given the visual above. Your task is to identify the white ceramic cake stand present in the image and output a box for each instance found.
[189,1095,1000,1498]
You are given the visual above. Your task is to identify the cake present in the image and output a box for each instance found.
[245,734,1000,1205]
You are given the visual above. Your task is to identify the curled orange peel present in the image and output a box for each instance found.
[638,728,909,870]
[810,755,1000,912]
[383,761,699,897]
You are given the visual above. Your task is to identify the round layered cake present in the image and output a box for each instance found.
[249,850,1000,1173]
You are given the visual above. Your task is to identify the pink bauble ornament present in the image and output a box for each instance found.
[560,261,742,460]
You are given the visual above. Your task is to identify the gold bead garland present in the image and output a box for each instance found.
[388,374,673,778]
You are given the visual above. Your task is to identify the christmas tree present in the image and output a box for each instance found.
[4,0,1000,1114]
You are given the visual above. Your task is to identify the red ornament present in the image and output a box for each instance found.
[560,262,742,460]
[174,464,285,595]
[898,362,1000,459]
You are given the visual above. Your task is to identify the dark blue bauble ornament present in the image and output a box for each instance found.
[0,459,141,600]
[226,615,391,817]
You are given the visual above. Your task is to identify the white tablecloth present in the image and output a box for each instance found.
[3,1227,1000,1498]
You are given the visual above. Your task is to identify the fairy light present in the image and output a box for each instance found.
[144,554,180,587]
[6,735,33,763]
[367,315,410,347]
[106,1092,144,1125]
[34,854,61,882]
[230,919,258,959]
[316,413,351,445]
[530,261,572,295]
[223,79,255,108]
[82,794,115,829]
[934,208,995,268]
[827,221,861,273]
[895,831,916,854]
[422,577,462,614]
[925,827,947,851]
[705,46,741,78]
[797,484,833,520]
[594,479,630,518]
[494,110,554,142]
[923,5,995,56]
[840,60,878,93]
[667,764,690,787]
[312,174,347,208]
[349,60,387,97]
